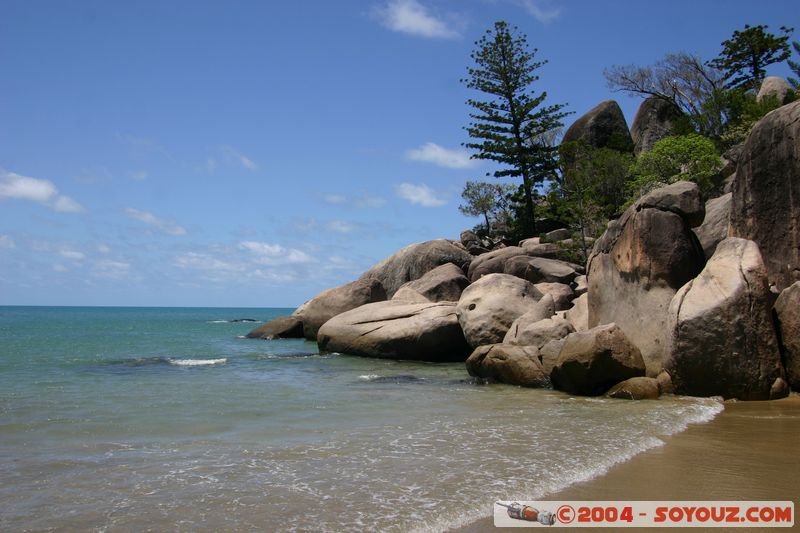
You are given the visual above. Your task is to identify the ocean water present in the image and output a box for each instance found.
[0,306,723,532]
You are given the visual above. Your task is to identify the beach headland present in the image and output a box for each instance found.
[453,394,800,532]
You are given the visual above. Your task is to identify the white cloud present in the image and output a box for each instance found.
[96,244,111,254]
[52,264,68,272]
[221,145,257,171]
[239,241,315,265]
[124,207,187,236]
[323,192,386,208]
[327,221,356,234]
[515,0,561,23]
[324,194,347,205]
[93,260,131,279]
[0,235,15,249]
[406,142,476,169]
[395,182,447,207]
[59,249,85,261]
[0,170,85,213]
[374,0,461,39]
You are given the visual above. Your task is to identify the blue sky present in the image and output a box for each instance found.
[1,1,797,307]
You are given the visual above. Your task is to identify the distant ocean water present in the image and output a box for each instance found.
[0,306,723,532]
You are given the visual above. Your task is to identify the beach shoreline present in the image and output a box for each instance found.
[451,394,800,532]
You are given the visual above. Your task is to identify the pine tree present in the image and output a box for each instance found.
[708,24,794,91]
[462,21,569,237]
[788,41,800,89]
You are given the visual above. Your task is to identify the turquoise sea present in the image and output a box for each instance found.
[0,306,724,532]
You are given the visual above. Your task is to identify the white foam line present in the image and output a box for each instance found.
[169,358,227,366]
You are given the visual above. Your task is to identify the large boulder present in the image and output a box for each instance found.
[391,263,470,303]
[519,241,561,259]
[465,344,549,387]
[565,293,589,332]
[588,181,706,376]
[562,100,633,152]
[545,228,571,241]
[295,277,387,339]
[551,323,646,396]
[246,315,304,339]
[773,282,800,390]
[631,96,682,155]
[664,238,787,400]
[504,315,574,348]
[456,273,543,348]
[756,76,792,105]
[693,193,731,259]
[467,246,527,281]
[359,239,472,297]
[316,301,470,362]
[504,256,579,285]
[729,101,800,292]
[534,282,575,311]
[460,230,489,255]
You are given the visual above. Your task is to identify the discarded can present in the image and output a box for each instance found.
[497,502,556,525]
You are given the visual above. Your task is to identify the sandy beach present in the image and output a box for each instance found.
[453,394,800,532]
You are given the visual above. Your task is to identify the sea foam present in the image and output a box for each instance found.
[168,358,227,366]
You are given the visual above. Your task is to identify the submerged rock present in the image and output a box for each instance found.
[664,238,787,400]
[606,376,661,400]
[317,301,470,362]
[246,315,304,339]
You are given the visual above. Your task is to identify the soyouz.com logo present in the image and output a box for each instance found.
[493,501,795,528]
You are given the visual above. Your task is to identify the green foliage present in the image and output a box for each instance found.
[708,24,794,91]
[627,134,722,202]
[462,21,570,237]
[717,89,790,149]
[458,181,516,235]
[789,41,800,89]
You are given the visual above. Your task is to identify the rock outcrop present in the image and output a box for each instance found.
[773,282,800,390]
[504,314,574,349]
[317,301,470,362]
[729,101,800,292]
[360,239,472,297]
[756,76,792,105]
[504,257,579,285]
[534,282,575,311]
[564,293,589,332]
[465,344,549,387]
[562,100,633,151]
[246,315,304,339]
[664,238,787,400]
[630,96,681,155]
[295,277,387,339]
[588,181,706,376]
[551,323,646,396]
[467,246,527,281]
[456,273,543,348]
[693,193,731,259]
[390,263,470,303]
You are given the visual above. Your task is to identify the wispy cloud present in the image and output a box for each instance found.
[239,241,315,265]
[327,220,356,234]
[117,133,173,160]
[0,235,15,249]
[323,192,386,209]
[93,260,131,279]
[395,182,447,207]
[220,145,257,171]
[374,0,461,39]
[124,207,187,236]
[406,142,476,169]
[59,249,85,261]
[514,0,561,23]
[127,170,149,181]
[0,170,85,213]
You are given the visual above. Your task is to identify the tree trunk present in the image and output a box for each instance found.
[521,173,536,236]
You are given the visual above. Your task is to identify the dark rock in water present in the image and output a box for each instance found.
[552,323,646,396]
[246,316,304,339]
[362,374,426,384]
[317,301,470,362]
[562,100,633,152]
[631,96,681,155]
[606,376,661,400]
[664,238,787,400]
[465,344,549,387]
[456,273,543,348]
[729,101,800,292]
[391,263,470,303]
[359,239,472,297]
[693,193,731,259]
[294,277,387,339]
[774,282,800,390]
[230,318,258,323]
[588,181,706,376]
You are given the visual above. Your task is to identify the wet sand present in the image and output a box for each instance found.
[452,395,800,532]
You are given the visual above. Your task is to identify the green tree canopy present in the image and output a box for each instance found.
[458,181,515,235]
[708,24,794,91]
[462,20,570,237]
[788,40,800,89]
[628,134,722,201]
